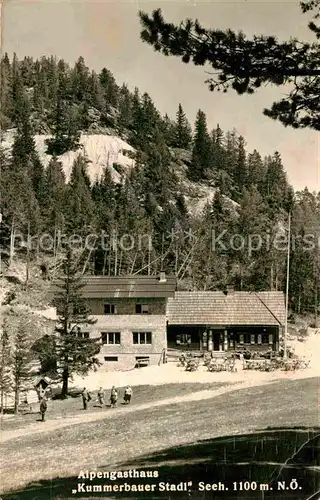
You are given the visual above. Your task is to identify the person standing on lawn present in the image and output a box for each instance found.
[97,387,105,407]
[123,385,133,404]
[82,387,91,410]
[39,396,47,422]
[110,386,118,408]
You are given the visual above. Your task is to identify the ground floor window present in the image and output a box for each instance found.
[101,332,121,345]
[176,334,191,345]
[135,356,150,367]
[104,356,118,362]
[133,332,152,344]
[236,332,274,345]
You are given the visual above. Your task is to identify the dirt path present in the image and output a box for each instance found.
[1,365,318,445]
[0,378,277,444]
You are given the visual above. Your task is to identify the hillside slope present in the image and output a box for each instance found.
[1,130,232,215]
[1,131,135,184]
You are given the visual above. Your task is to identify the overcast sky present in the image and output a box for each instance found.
[2,0,319,192]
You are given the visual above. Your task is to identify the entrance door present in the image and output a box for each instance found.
[213,333,220,351]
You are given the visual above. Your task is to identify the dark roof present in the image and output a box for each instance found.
[167,291,285,326]
[48,275,177,300]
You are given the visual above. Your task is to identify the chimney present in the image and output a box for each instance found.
[159,271,167,283]
[226,284,234,294]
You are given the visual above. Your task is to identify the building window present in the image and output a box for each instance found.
[101,332,121,345]
[250,334,255,344]
[135,356,150,366]
[239,334,244,345]
[77,331,89,339]
[104,303,117,314]
[104,356,118,362]
[268,333,273,344]
[257,334,262,345]
[176,334,191,345]
[135,304,149,314]
[133,332,152,344]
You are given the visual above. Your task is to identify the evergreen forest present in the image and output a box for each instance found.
[0,54,319,320]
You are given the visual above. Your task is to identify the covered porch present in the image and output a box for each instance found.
[167,325,280,353]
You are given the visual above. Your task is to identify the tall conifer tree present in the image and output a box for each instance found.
[53,248,100,397]
[173,103,192,149]
[190,109,212,180]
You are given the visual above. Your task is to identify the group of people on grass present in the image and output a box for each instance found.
[37,385,133,421]
[81,385,133,410]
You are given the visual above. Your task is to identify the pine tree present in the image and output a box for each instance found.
[224,129,237,178]
[31,335,57,377]
[46,55,59,103]
[41,156,67,231]
[192,189,235,290]
[99,68,119,110]
[173,103,192,149]
[129,87,144,148]
[142,130,175,207]
[71,56,90,103]
[33,59,49,121]
[0,53,13,129]
[9,313,33,414]
[11,53,27,126]
[161,113,176,147]
[262,152,289,211]
[190,109,212,180]
[1,166,41,240]
[247,149,265,190]
[234,135,248,197]
[210,188,235,265]
[212,124,226,171]
[46,67,81,155]
[139,6,320,130]
[234,186,269,290]
[289,189,320,316]
[11,89,45,201]
[0,324,12,414]
[66,155,94,234]
[141,92,162,142]
[117,84,132,133]
[53,248,100,397]
[130,89,163,149]
[88,70,105,113]
[33,67,46,119]
[19,56,35,87]
[92,165,116,232]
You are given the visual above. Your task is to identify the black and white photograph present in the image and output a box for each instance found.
[0,0,319,498]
